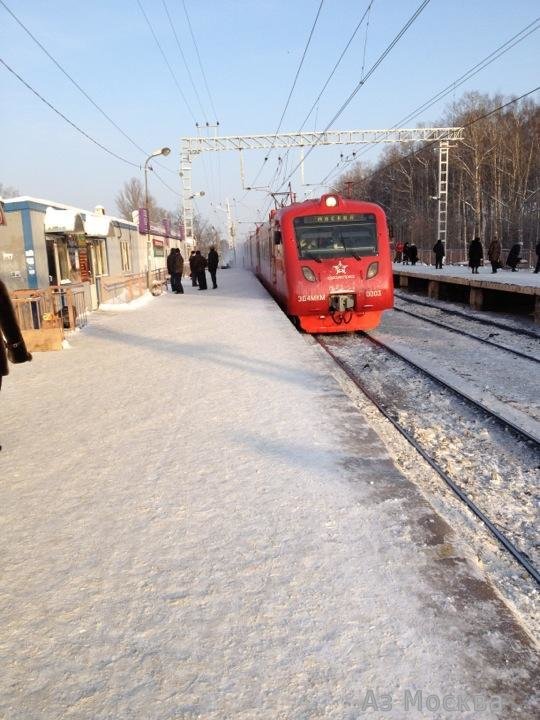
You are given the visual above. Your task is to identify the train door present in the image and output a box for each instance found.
[270,232,277,285]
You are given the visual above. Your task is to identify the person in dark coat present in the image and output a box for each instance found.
[166,248,176,291]
[433,239,444,269]
[468,237,483,274]
[506,242,522,272]
[487,236,502,273]
[402,242,410,265]
[534,241,540,274]
[191,250,208,290]
[188,251,198,287]
[0,280,32,444]
[170,248,184,294]
[408,242,418,265]
[207,246,219,289]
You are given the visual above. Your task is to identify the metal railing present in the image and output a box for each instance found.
[96,273,147,304]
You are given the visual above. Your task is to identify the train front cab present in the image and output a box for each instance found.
[279,195,394,333]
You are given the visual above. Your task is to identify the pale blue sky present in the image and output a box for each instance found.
[1,0,538,236]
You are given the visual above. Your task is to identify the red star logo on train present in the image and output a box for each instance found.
[332,261,348,274]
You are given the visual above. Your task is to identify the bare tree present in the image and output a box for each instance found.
[0,182,20,199]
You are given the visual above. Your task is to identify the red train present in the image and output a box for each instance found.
[246,193,394,332]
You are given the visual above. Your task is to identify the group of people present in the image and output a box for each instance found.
[166,246,220,293]
[395,237,540,274]
[394,241,418,265]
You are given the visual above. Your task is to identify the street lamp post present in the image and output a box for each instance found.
[144,146,171,288]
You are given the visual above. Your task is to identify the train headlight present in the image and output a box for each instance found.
[367,261,379,279]
[325,195,338,207]
[302,266,317,282]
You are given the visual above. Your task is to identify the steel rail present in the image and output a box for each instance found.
[392,305,540,363]
[364,332,540,446]
[316,336,540,585]
[394,290,540,340]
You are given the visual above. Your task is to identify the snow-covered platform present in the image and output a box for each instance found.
[0,269,537,719]
[393,264,540,322]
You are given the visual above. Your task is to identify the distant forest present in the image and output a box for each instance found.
[336,92,539,263]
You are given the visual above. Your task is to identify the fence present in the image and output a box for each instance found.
[96,273,147,304]
[10,285,88,351]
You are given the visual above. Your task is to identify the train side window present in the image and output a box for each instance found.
[273,230,282,245]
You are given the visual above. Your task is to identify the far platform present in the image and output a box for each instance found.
[393,263,540,322]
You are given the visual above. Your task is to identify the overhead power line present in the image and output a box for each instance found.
[0,57,140,168]
[136,0,198,124]
[274,0,432,195]
[181,0,219,122]
[0,0,179,178]
[161,0,209,123]
[0,0,149,155]
[338,86,540,189]
[247,0,326,193]
[319,17,540,188]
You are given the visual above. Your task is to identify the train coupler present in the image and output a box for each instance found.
[329,294,355,313]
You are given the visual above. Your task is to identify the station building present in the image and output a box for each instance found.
[0,196,185,310]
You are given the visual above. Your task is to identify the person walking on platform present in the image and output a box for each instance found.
[402,242,410,265]
[534,241,540,274]
[394,241,404,263]
[506,242,522,272]
[487,236,502,273]
[192,250,208,290]
[468,237,483,274]
[188,251,198,287]
[171,248,184,294]
[1,279,32,448]
[408,242,418,265]
[207,246,219,289]
[433,239,444,269]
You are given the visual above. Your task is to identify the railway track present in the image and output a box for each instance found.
[316,332,540,585]
[394,289,540,341]
[392,304,540,364]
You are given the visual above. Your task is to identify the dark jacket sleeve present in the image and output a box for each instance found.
[0,280,32,375]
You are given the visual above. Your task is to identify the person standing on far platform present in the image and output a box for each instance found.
[192,250,208,290]
[468,237,483,274]
[433,239,444,269]
[534,241,540,274]
[506,242,522,272]
[207,246,219,289]
[402,242,410,265]
[394,241,404,263]
[487,236,502,273]
[188,251,198,287]
[1,279,32,449]
[408,242,418,265]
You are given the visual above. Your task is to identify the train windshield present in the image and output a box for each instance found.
[294,213,378,260]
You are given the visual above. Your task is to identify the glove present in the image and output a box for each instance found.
[7,341,32,364]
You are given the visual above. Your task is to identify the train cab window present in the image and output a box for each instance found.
[294,214,378,260]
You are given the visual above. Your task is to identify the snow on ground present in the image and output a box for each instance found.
[393,262,540,288]
[0,270,538,719]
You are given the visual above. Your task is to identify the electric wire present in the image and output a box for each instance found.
[0,0,178,177]
[136,0,198,124]
[275,0,432,193]
[161,0,209,123]
[270,1,375,198]
[181,0,219,122]
[321,16,540,188]
[246,0,326,194]
[0,57,140,168]
[333,85,540,191]
[0,0,147,155]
